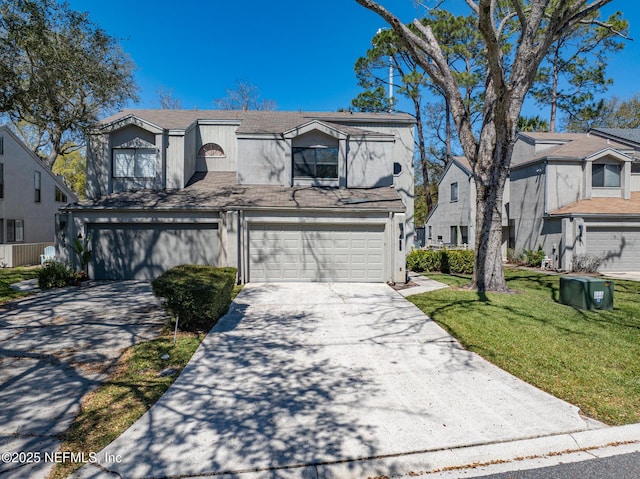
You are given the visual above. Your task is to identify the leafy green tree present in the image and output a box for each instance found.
[518,115,550,132]
[52,147,86,199]
[356,0,625,292]
[530,11,628,132]
[0,0,137,168]
[352,13,483,217]
[567,94,640,131]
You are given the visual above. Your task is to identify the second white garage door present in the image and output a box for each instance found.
[586,226,640,271]
[249,223,385,282]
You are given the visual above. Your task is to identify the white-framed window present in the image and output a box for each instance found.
[7,219,24,243]
[293,147,339,179]
[450,182,459,202]
[113,148,156,178]
[592,163,621,187]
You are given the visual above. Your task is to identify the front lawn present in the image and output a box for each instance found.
[0,266,38,302]
[408,268,640,426]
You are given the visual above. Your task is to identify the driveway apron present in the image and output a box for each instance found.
[0,281,167,479]
[74,282,603,479]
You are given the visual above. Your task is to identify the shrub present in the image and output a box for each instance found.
[523,244,546,268]
[38,261,76,289]
[152,265,237,332]
[407,249,474,274]
[571,254,603,274]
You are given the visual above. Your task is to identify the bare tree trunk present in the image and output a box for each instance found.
[550,49,560,132]
[414,99,433,214]
[445,98,452,160]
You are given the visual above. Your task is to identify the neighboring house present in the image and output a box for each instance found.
[426,131,640,272]
[0,125,76,248]
[425,156,510,252]
[58,110,415,282]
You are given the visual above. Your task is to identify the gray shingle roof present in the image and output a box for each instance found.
[591,128,640,145]
[98,109,415,134]
[67,172,405,212]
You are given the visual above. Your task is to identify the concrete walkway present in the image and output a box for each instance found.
[71,282,637,479]
[0,281,167,479]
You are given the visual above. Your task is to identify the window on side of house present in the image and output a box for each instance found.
[0,163,4,199]
[34,171,41,202]
[0,137,3,155]
[55,186,67,202]
[6,219,24,243]
[450,182,459,202]
[450,225,458,245]
[293,147,339,180]
[113,148,157,178]
[592,163,621,187]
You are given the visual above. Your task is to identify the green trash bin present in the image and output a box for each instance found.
[559,276,614,311]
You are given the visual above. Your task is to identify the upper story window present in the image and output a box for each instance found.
[34,171,41,202]
[0,163,4,199]
[293,147,339,179]
[198,143,225,158]
[113,148,156,178]
[0,137,3,155]
[55,186,67,202]
[450,182,459,202]
[592,163,621,188]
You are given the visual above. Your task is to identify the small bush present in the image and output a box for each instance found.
[571,254,603,273]
[152,265,237,332]
[38,261,77,289]
[407,249,474,274]
[523,245,546,268]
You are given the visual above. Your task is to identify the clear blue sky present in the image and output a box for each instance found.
[67,0,640,121]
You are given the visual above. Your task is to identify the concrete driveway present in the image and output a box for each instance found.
[74,282,608,479]
[0,281,167,479]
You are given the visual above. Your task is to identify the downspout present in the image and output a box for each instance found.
[237,210,243,284]
[544,160,548,215]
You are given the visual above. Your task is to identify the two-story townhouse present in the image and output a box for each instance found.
[424,156,510,255]
[0,126,76,263]
[426,131,640,272]
[59,110,415,283]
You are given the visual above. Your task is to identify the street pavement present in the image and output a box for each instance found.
[0,281,167,479]
[70,281,637,479]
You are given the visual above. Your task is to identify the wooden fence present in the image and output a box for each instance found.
[0,242,55,267]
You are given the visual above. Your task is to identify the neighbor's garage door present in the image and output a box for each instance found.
[249,223,385,282]
[89,223,219,280]
[586,226,640,271]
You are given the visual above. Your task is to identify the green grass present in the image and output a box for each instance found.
[408,268,640,426]
[50,283,244,478]
[50,332,205,479]
[0,266,38,302]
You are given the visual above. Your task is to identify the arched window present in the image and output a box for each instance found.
[198,143,225,158]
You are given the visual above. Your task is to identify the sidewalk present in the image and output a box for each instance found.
[395,271,449,297]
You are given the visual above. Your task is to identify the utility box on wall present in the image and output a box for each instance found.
[559,276,614,311]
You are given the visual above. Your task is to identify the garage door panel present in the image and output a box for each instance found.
[586,227,640,271]
[249,223,385,282]
[90,223,218,280]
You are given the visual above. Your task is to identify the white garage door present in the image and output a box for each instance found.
[89,223,219,280]
[249,223,385,282]
[586,226,640,271]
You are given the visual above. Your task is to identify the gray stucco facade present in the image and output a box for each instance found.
[427,131,640,272]
[0,126,76,246]
[62,110,415,283]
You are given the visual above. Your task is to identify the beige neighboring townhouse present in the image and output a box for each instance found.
[426,130,640,272]
[58,110,415,283]
[0,125,76,264]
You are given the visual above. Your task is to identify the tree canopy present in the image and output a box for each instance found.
[0,0,138,168]
[214,81,276,111]
[356,0,624,292]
